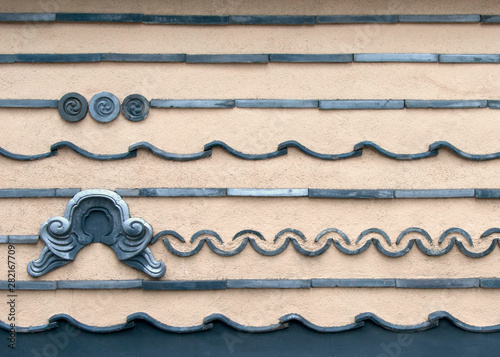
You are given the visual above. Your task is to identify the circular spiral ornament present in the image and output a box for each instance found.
[121,94,150,122]
[89,92,120,123]
[58,92,88,122]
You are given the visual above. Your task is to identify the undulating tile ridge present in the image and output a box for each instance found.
[5,141,500,161]
[157,227,500,258]
[1,311,499,334]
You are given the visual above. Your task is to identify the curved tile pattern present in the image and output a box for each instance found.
[5,141,500,162]
[158,227,500,258]
[2,311,500,334]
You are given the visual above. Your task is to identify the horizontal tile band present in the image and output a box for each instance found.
[6,141,500,162]
[0,188,496,199]
[3,98,500,110]
[0,279,493,291]
[158,227,500,258]
[6,225,500,260]
[5,53,500,64]
[0,13,499,24]
[2,311,500,335]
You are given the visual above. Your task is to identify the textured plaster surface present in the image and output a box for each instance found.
[1,0,499,329]
[1,23,500,54]
[1,0,500,15]
[1,109,500,155]
[3,289,500,328]
[0,64,500,100]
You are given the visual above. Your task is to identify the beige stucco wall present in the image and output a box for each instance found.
[13,289,500,328]
[1,64,500,100]
[1,0,500,329]
[1,0,500,15]
[1,23,500,54]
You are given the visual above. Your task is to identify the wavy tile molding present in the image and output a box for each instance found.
[158,227,500,258]
[2,311,500,334]
[5,140,500,161]
[2,312,500,356]
[27,189,165,278]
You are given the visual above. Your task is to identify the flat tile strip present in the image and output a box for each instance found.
[55,13,143,22]
[396,278,479,288]
[1,188,500,199]
[228,16,315,25]
[0,99,58,108]
[405,100,488,109]
[439,54,500,63]
[1,13,498,24]
[15,54,101,63]
[226,188,309,197]
[140,188,227,197]
[7,235,39,244]
[185,54,269,63]
[394,189,476,198]
[57,280,143,289]
[399,15,481,23]
[269,54,353,62]
[150,99,235,108]
[143,15,229,25]
[354,53,438,62]
[0,279,493,290]
[0,13,56,21]
[309,189,394,199]
[319,100,404,110]
[0,189,56,198]
[3,53,500,63]
[235,100,319,108]
[316,15,398,23]
[101,53,186,62]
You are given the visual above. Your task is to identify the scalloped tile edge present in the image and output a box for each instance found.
[157,227,500,258]
[6,140,500,161]
[1,311,500,334]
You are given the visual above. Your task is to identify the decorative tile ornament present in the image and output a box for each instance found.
[89,92,120,123]
[57,92,88,122]
[27,189,165,278]
[121,94,150,122]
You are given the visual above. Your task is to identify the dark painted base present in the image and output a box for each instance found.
[2,318,500,357]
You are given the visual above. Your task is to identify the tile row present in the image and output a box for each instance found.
[2,13,500,24]
[2,188,500,198]
[4,140,500,161]
[5,98,500,110]
[1,278,498,291]
[3,93,500,124]
[3,311,499,335]
[4,53,500,63]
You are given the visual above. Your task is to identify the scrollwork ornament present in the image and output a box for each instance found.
[89,92,120,123]
[58,92,88,122]
[28,189,166,278]
[121,94,150,122]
